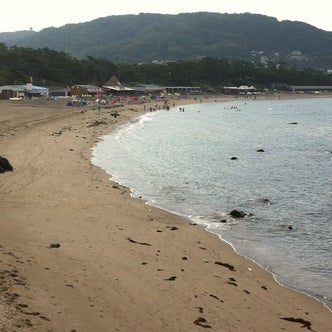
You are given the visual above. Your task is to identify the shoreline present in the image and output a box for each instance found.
[93,97,332,313]
[1,95,331,331]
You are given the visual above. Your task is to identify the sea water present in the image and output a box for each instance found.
[92,97,332,310]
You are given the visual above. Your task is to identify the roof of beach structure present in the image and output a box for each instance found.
[102,86,135,91]
[104,76,121,87]
[75,84,104,92]
[0,84,48,93]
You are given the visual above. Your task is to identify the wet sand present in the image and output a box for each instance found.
[0,96,331,331]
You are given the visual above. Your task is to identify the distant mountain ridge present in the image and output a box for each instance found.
[1,12,332,69]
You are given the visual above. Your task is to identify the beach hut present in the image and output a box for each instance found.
[0,85,26,99]
[48,87,71,98]
[26,84,49,98]
[223,85,256,94]
[103,76,135,96]
[134,84,165,96]
[71,84,104,97]
[0,84,48,99]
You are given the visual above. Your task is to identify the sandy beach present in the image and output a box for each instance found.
[1,95,331,332]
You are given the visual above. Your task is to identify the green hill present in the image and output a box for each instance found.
[1,12,332,69]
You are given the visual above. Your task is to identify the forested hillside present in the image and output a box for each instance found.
[1,44,332,89]
[1,12,332,69]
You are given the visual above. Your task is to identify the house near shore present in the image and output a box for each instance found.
[102,76,135,96]
[129,84,202,96]
[164,86,202,94]
[0,84,48,99]
[132,84,165,96]
[71,84,104,97]
[290,85,332,93]
[48,87,71,98]
[223,85,257,94]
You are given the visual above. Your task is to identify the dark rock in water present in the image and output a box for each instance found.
[230,156,238,160]
[0,156,13,172]
[256,148,265,152]
[256,198,270,204]
[288,122,298,125]
[288,225,293,230]
[229,210,245,218]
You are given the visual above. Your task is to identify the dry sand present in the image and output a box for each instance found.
[0,95,331,331]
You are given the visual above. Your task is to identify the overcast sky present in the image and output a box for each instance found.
[1,0,331,33]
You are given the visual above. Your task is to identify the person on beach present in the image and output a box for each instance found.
[95,100,101,111]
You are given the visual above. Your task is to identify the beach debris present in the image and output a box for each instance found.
[214,261,236,271]
[281,317,313,330]
[194,317,212,328]
[195,307,204,313]
[227,280,238,287]
[210,294,224,303]
[166,226,178,231]
[110,111,120,118]
[48,243,61,249]
[229,210,245,218]
[164,276,177,281]
[51,126,72,137]
[87,119,107,127]
[127,237,152,246]
[51,130,62,136]
[0,156,13,172]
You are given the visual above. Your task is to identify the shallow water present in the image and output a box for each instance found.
[92,97,332,310]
